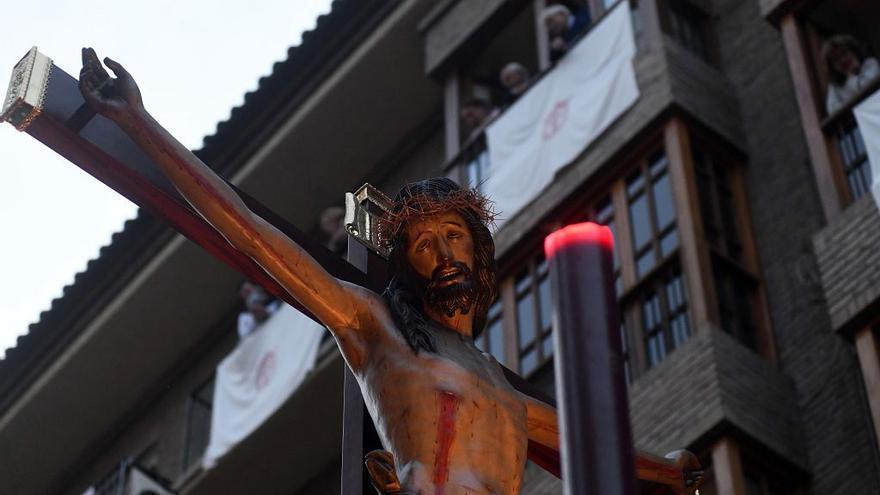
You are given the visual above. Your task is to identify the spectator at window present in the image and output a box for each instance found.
[460,97,498,141]
[823,34,880,114]
[237,281,280,339]
[499,62,532,104]
[319,205,348,255]
[542,4,592,62]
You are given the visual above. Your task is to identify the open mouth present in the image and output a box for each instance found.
[437,269,462,283]
[431,266,466,287]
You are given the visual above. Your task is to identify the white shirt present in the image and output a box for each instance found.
[237,300,281,339]
[827,57,880,114]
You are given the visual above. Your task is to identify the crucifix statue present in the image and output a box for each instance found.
[79,48,563,494]
[3,46,702,495]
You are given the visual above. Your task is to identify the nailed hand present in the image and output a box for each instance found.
[79,47,144,122]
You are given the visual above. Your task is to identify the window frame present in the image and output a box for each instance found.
[657,0,719,66]
[689,129,777,361]
[491,118,774,380]
[778,9,880,216]
[182,374,215,471]
[507,255,554,376]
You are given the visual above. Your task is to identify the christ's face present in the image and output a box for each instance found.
[406,210,474,282]
[405,210,477,316]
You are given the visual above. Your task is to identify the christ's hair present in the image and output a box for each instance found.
[382,178,498,354]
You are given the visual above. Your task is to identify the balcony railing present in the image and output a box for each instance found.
[821,77,880,203]
[445,1,639,190]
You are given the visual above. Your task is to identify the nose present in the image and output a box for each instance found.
[436,237,453,264]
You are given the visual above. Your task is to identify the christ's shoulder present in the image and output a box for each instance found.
[336,280,404,342]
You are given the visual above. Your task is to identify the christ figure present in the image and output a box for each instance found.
[78,48,694,495]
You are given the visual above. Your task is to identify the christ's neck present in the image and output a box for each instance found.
[423,305,474,338]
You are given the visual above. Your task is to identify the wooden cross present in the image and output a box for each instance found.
[3,48,699,495]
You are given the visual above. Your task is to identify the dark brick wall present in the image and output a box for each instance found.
[813,196,880,333]
[710,0,880,492]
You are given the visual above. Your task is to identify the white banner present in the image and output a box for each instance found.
[203,304,324,468]
[484,2,639,225]
[853,89,880,210]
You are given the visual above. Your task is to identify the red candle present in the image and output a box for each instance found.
[545,222,635,495]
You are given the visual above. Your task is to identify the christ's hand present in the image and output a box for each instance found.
[79,47,144,123]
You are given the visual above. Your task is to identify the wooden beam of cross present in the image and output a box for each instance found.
[3,48,700,495]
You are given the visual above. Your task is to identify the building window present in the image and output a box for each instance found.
[621,151,692,370]
[491,125,767,380]
[478,299,506,365]
[663,0,714,63]
[182,375,214,470]
[594,195,633,382]
[834,113,873,201]
[693,146,761,350]
[466,145,491,190]
[635,262,691,367]
[496,146,694,377]
[626,152,679,278]
[513,256,553,375]
[794,2,880,209]
[595,195,622,295]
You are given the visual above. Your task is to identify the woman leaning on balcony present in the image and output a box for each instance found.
[823,34,880,115]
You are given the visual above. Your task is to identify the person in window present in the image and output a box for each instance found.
[542,4,592,62]
[460,97,498,141]
[319,205,348,255]
[499,62,532,105]
[822,34,880,114]
[237,281,280,339]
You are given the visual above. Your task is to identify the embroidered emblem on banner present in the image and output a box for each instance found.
[542,99,570,141]
[254,351,277,391]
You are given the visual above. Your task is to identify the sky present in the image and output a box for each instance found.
[0,0,334,358]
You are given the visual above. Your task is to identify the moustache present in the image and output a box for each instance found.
[427,261,473,288]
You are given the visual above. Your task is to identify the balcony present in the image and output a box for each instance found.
[440,1,743,258]
[176,303,334,490]
[813,195,880,336]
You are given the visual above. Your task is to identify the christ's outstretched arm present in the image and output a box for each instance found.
[78,48,373,367]
[521,393,702,493]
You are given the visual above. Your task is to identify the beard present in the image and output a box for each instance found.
[422,261,477,318]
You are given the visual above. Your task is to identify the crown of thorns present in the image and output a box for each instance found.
[378,187,498,250]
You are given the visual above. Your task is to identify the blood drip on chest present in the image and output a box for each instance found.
[433,391,460,495]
